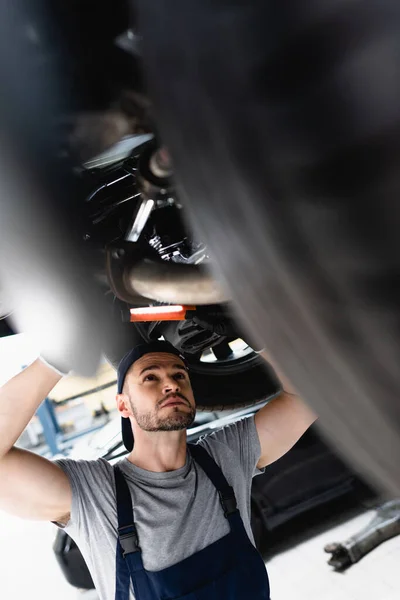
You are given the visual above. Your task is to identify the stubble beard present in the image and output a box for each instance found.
[130,401,196,432]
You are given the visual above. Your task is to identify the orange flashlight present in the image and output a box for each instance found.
[130,305,196,322]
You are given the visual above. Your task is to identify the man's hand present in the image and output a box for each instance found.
[254,350,317,468]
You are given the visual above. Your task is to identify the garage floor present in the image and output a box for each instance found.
[266,503,400,600]
[1,498,399,599]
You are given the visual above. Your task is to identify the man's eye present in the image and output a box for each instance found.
[174,372,186,380]
[144,374,157,381]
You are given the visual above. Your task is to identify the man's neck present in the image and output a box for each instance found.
[127,429,188,472]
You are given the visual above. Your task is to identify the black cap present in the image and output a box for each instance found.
[117,341,187,452]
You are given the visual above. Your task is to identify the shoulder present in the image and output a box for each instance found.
[54,456,115,485]
[196,414,260,465]
[53,457,117,530]
[198,414,258,453]
[196,414,264,479]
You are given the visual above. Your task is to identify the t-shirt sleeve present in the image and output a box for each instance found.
[52,457,116,533]
[197,414,265,480]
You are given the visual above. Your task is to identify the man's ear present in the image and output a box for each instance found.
[116,393,131,418]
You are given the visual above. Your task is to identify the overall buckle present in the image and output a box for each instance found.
[118,524,140,557]
[219,488,238,517]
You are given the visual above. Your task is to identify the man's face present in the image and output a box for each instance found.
[120,352,196,432]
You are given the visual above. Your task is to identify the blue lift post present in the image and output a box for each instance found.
[35,397,109,456]
[36,397,63,456]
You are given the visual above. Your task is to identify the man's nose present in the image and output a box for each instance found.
[162,376,180,394]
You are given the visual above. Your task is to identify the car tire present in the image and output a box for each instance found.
[103,309,279,411]
[137,0,400,495]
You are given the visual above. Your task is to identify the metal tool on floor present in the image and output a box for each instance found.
[324,499,400,570]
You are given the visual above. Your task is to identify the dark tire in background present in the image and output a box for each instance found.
[53,530,95,590]
[104,312,279,411]
[189,356,278,412]
[0,318,14,338]
[137,0,400,495]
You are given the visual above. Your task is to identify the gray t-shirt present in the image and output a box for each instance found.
[55,415,265,600]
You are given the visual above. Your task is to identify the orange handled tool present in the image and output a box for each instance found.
[130,305,196,322]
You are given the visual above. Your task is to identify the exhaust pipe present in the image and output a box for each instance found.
[127,260,228,305]
[107,246,229,305]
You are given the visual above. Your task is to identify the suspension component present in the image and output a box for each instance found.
[125,140,173,243]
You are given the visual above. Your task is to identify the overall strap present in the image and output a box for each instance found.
[114,466,140,556]
[188,443,238,517]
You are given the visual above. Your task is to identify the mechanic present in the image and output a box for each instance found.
[0,340,317,600]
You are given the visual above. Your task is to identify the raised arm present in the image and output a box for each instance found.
[255,350,317,468]
[0,359,72,521]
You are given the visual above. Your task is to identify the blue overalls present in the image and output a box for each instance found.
[113,443,270,600]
